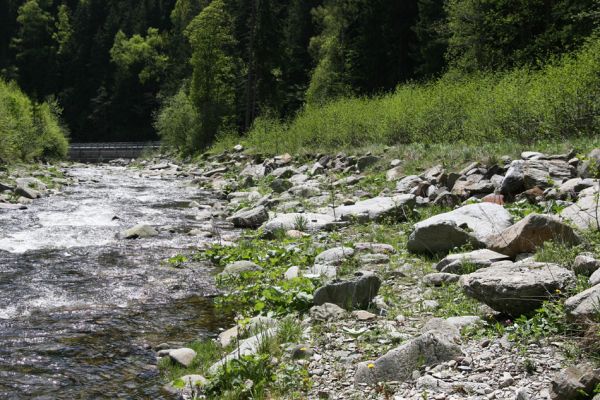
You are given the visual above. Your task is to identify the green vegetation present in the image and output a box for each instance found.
[243,36,600,154]
[0,78,68,164]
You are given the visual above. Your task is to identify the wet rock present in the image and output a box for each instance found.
[227,205,269,228]
[222,260,262,275]
[0,203,27,210]
[551,364,600,400]
[313,271,381,310]
[435,249,510,274]
[423,272,460,286]
[309,303,347,322]
[487,213,580,258]
[407,203,513,254]
[565,285,600,321]
[329,195,416,222]
[460,261,575,316]
[354,319,462,385]
[168,348,197,368]
[121,224,158,239]
[262,213,336,234]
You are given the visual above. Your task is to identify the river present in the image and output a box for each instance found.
[0,165,232,399]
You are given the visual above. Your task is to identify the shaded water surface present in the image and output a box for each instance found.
[0,166,231,399]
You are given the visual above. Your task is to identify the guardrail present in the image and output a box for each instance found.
[68,141,161,162]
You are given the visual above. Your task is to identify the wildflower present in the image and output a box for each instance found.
[367,363,375,369]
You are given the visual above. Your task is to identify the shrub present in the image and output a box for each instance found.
[0,79,68,163]
[240,36,600,154]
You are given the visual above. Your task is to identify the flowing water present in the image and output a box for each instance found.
[0,166,233,399]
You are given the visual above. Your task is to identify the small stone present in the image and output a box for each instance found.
[168,348,197,368]
[352,310,377,320]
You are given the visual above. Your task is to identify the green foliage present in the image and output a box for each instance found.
[154,85,200,153]
[506,301,568,344]
[110,28,169,84]
[0,79,68,163]
[185,0,238,149]
[243,36,600,154]
[200,238,319,316]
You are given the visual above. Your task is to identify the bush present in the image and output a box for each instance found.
[154,86,200,154]
[241,36,600,154]
[0,79,68,163]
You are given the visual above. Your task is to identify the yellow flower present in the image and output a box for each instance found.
[367,363,375,369]
[555,289,561,294]
[300,347,307,351]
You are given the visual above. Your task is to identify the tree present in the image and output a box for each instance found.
[412,0,448,78]
[185,0,238,148]
[110,28,169,84]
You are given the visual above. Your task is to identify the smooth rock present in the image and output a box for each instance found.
[355,319,462,385]
[460,261,575,316]
[330,195,416,222]
[227,205,269,228]
[565,284,600,320]
[435,249,510,274]
[222,260,262,275]
[121,224,158,239]
[487,213,580,258]
[407,203,513,254]
[168,348,197,368]
[313,272,381,310]
[561,193,600,231]
[574,254,600,276]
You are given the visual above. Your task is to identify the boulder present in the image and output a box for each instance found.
[422,273,460,286]
[565,285,600,321]
[15,186,41,199]
[121,224,158,239]
[396,175,423,192]
[217,316,276,347]
[357,155,380,171]
[227,205,268,228]
[460,261,575,316]
[354,242,396,254]
[262,213,336,234]
[168,348,197,368]
[270,178,293,193]
[313,272,381,310]
[551,364,600,400]
[435,249,510,274]
[407,203,513,254]
[315,247,355,266]
[501,159,575,196]
[487,214,580,258]
[330,195,415,222]
[222,260,261,275]
[0,181,13,192]
[560,192,600,231]
[386,166,404,181]
[573,253,600,276]
[355,319,462,385]
[240,163,266,179]
[309,303,347,322]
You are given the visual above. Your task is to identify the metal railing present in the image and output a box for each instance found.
[68,141,161,162]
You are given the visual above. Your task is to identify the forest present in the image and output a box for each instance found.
[1,0,599,157]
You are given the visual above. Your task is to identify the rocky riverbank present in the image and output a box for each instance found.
[137,145,600,400]
[5,146,600,400]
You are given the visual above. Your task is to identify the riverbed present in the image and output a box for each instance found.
[0,166,231,399]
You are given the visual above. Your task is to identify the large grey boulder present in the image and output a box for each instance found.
[565,285,600,321]
[502,159,575,196]
[355,319,462,385]
[227,205,268,228]
[396,175,423,192]
[121,224,158,239]
[551,364,600,400]
[262,213,336,234]
[560,191,600,231]
[313,272,381,310]
[435,249,510,274]
[460,261,575,316]
[330,195,415,223]
[573,253,600,276]
[240,163,266,179]
[487,213,580,257]
[407,203,513,254]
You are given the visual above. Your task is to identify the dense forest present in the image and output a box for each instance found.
[0,0,599,150]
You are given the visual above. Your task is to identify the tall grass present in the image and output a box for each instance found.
[239,36,600,155]
[0,80,68,164]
